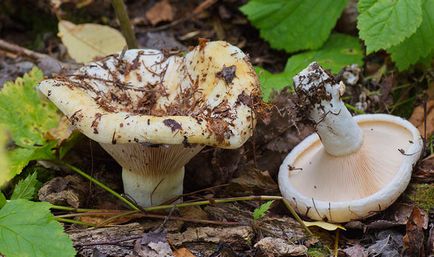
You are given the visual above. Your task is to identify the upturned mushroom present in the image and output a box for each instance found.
[278,62,423,223]
[39,41,260,207]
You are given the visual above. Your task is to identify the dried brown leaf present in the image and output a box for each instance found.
[173,247,195,257]
[145,0,174,26]
[409,100,434,138]
[402,207,426,257]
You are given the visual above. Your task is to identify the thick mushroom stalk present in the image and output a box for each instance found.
[278,62,423,222]
[101,144,203,207]
[38,41,261,207]
[294,63,363,156]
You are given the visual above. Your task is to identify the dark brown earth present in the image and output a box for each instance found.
[0,0,433,256]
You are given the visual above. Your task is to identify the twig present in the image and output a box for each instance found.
[112,0,138,49]
[55,211,240,226]
[0,39,50,60]
[0,39,76,71]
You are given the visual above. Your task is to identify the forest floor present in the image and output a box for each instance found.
[0,0,433,256]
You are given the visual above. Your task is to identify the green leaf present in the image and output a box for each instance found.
[0,128,8,186]
[285,34,363,78]
[258,34,363,101]
[256,67,292,102]
[0,68,59,147]
[11,172,40,200]
[253,200,274,220]
[357,0,377,13]
[0,199,76,257]
[0,68,61,184]
[388,0,434,70]
[5,141,56,185]
[0,192,5,208]
[357,0,423,54]
[240,0,348,53]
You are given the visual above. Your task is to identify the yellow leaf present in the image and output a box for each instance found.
[0,128,9,187]
[58,20,127,63]
[303,221,346,231]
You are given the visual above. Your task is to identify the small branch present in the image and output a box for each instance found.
[0,39,77,72]
[0,39,48,60]
[112,0,138,49]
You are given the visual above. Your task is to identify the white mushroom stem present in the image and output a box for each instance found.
[100,143,203,207]
[294,62,363,156]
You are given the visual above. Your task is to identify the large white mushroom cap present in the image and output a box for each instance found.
[38,41,261,207]
[38,41,260,148]
[278,63,423,223]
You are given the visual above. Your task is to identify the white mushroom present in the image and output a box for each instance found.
[278,62,423,223]
[39,41,260,207]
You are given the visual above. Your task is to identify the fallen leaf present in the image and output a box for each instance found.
[178,206,208,220]
[402,207,426,257]
[409,100,434,138]
[225,167,279,196]
[413,154,434,183]
[254,237,307,257]
[133,229,173,257]
[45,116,74,143]
[367,230,403,257]
[145,0,174,26]
[343,244,367,257]
[173,248,195,257]
[38,175,87,208]
[58,20,126,63]
[428,225,434,256]
[168,226,253,250]
[303,221,346,231]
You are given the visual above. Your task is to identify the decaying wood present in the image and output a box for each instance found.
[254,237,307,257]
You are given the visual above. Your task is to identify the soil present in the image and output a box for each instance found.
[0,0,433,256]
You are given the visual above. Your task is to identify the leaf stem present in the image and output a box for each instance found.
[52,161,139,211]
[56,217,97,227]
[111,0,138,49]
[282,199,313,235]
[142,195,284,211]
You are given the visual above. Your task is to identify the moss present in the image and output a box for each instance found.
[409,184,434,212]
[307,244,330,257]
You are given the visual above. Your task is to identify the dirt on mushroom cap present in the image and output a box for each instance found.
[39,41,264,147]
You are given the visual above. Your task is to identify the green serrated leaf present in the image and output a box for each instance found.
[256,67,292,102]
[0,192,5,208]
[0,68,59,147]
[258,34,363,101]
[5,141,56,185]
[357,0,423,54]
[240,0,348,53]
[357,0,377,13]
[388,0,434,70]
[0,68,61,184]
[285,34,363,78]
[11,172,40,200]
[0,199,76,257]
[0,128,8,187]
[253,200,274,220]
